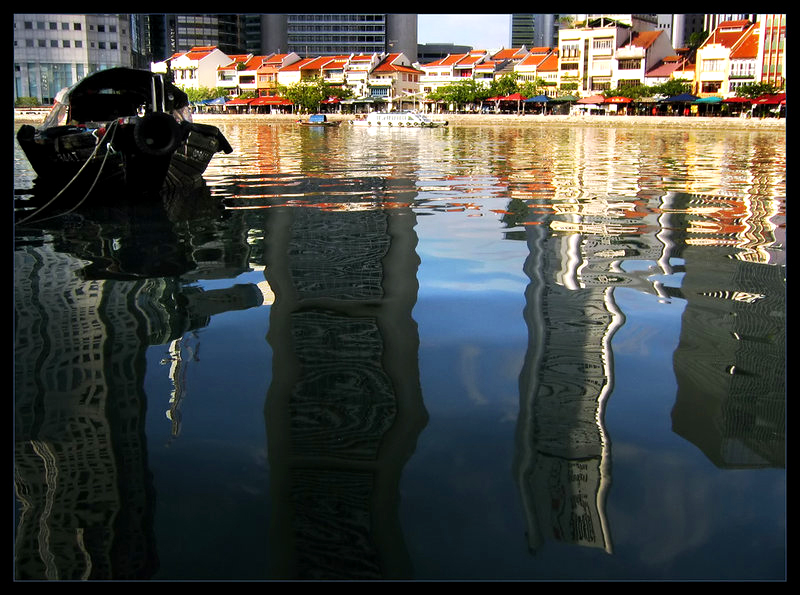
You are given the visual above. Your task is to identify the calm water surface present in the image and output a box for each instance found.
[14,120,785,581]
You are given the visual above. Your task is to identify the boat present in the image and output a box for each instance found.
[301,114,339,127]
[16,67,233,195]
[350,111,447,128]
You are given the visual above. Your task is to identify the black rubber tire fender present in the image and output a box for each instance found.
[133,112,181,157]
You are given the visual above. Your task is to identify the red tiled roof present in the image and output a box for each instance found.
[629,30,662,49]
[704,21,753,48]
[730,26,759,59]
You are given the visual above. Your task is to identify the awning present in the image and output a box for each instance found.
[604,96,632,103]
[661,93,699,103]
[502,92,527,101]
[754,93,786,105]
[695,96,722,103]
[250,96,291,105]
[226,97,254,105]
[549,95,579,103]
[723,97,752,104]
[577,94,605,104]
[524,95,549,103]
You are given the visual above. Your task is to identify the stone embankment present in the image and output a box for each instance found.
[14,109,785,131]
[192,112,786,131]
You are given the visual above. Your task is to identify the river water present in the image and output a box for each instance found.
[14,118,785,581]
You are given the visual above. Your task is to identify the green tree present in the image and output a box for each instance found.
[518,78,548,98]
[15,96,39,107]
[687,30,709,50]
[488,73,519,98]
[182,86,228,102]
[651,79,692,97]
[735,82,781,99]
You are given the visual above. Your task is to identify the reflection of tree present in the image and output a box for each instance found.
[263,205,427,580]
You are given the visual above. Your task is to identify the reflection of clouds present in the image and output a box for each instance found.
[610,442,713,567]
[460,344,488,406]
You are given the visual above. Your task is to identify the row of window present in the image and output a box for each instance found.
[19,20,117,33]
[17,38,119,50]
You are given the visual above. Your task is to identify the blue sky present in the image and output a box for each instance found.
[417,14,511,50]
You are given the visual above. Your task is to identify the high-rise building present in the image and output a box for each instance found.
[260,14,418,62]
[13,14,148,104]
[757,14,786,87]
[511,14,563,48]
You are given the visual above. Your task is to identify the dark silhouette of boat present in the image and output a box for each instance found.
[16,67,233,195]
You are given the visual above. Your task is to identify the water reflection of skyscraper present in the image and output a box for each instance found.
[512,189,785,555]
[514,223,619,555]
[13,205,263,580]
[262,204,428,580]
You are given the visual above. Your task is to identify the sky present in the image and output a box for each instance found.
[417,14,511,51]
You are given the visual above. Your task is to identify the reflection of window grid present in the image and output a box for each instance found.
[289,210,389,301]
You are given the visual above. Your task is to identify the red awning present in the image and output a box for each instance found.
[604,96,632,103]
[577,94,605,104]
[250,96,292,105]
[502,92,527,101]
[754,93,786,105]
[227,97,254,105]
[723,97,752,103]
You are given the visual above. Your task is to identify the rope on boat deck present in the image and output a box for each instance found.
[15,119,120,226]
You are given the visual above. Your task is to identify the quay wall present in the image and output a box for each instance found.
[197,112,786,131]
[14,109,786,131]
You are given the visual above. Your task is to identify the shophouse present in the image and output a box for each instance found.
[418,50,488,95]
[695,20,758,96]
[514,47,557,89]
[156,46,231,90]
[256,53,302,96]
[367,53,424,109]
[216,54,254,96]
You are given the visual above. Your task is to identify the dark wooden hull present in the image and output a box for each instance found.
[17,118,232,195]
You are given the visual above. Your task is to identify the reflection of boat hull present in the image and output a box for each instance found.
[15,67,233,194]
[350,111,447,128]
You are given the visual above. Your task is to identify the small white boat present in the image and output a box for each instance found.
[350,111,447,128]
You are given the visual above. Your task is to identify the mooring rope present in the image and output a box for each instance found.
[15,119,121,226]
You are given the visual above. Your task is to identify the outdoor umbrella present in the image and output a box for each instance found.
[503,92,527,114]
[524,95,549,103]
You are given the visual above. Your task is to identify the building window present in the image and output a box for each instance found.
[63,40,71,48]
[73,22,81,31]
[618,59,641,70]
[593,38,613,50]
[702,59,724,72]
[561,43,580,58]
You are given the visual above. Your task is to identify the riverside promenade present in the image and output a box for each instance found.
[14,109,785,131]
[193,111,785,131]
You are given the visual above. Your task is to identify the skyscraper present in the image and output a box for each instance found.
[260,14,418,61]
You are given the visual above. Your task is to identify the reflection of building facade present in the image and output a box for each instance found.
[263,204,427,579]
[13,210,263,579]
[14,247,161,580]
[670,245,785,468]
[514,224,621,554]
